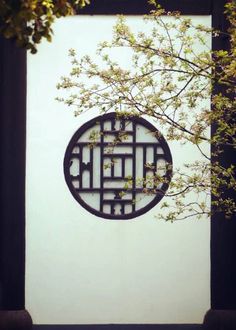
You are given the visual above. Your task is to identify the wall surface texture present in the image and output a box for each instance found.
[26,15,211,325]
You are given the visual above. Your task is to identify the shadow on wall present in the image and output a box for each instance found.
[32,325,203,330]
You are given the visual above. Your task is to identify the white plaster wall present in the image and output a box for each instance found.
[26,15,211,324]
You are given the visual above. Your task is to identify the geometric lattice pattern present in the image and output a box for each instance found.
[64,113,172,219]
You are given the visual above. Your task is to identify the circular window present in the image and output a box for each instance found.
[64,113,172,220]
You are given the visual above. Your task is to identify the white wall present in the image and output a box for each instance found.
[26,15,211,324]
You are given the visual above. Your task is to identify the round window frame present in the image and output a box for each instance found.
[64,112,173,220]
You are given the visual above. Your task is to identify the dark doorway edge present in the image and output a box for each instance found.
[0,36,26,309]
[0,310,32,330]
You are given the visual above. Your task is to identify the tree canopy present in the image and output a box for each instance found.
[0,0,90,53]
[54,1,234,221]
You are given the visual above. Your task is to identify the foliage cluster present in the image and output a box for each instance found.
[0,0,89,53]
[53,1,233,221]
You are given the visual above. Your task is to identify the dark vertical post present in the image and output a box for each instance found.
[204,1,236,328]
[210,0,236,310]
[0,36,26,311]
